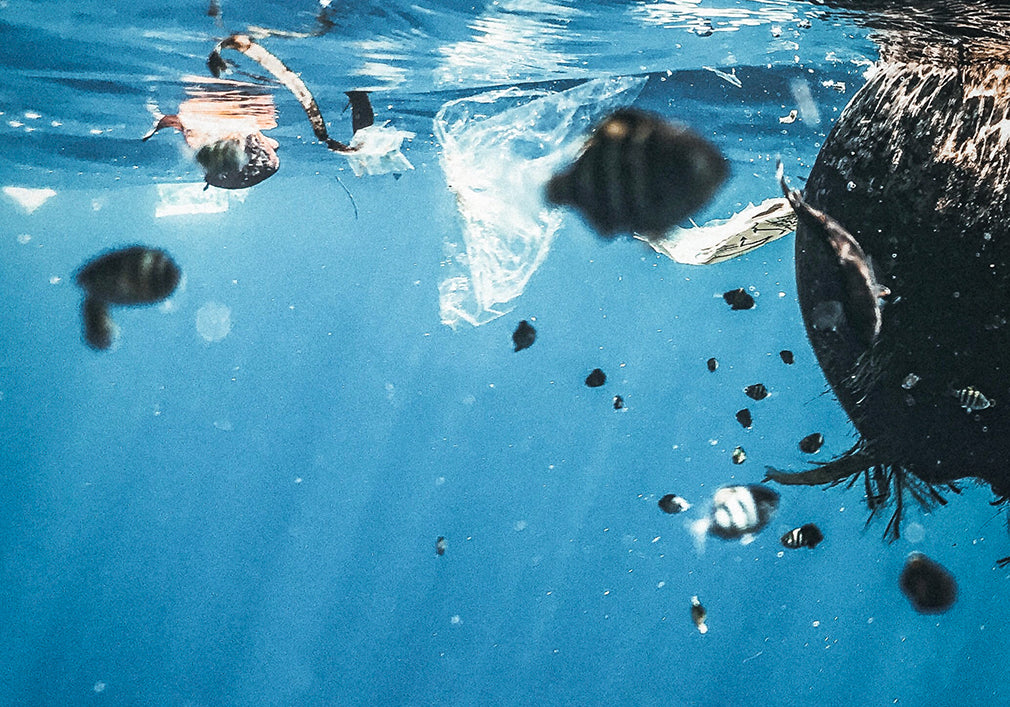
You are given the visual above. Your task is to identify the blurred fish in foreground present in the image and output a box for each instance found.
[75,246,181,351]
[691,484,779,550]
[143,79,280,190]
[546,108,728,241]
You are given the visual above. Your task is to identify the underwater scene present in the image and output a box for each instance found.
[2,0,1009,704]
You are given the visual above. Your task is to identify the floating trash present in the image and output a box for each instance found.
[723,288,755,310]
[799,433,824,454]
[585,368,606,388]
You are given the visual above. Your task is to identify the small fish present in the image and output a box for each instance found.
[900,552,957,614]
[779,350,794,365]
[706,357,719,372]
[953,386,993,413]
[996,556,1010,569]
[512,320,536,352]
[545,108,728,240]
[585,368,606,388]
[436,536,446,556]
[745,383,769,401]
[779,109,798,124]
[75,246,180,351]
[798,432,824,454]
[778,162,890,346]
[706,484,779,540]
[901,373,921,390]
[723,288,755,310]
[781,523,824,549]
[690,595,708,634]
[703,66,742,89]
[658,494,691,514]
[736,408,753,429]
[613,395,625,410]
[732,446,747,464]
[76,246,180,306]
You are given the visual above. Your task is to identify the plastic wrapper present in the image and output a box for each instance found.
[636,197,796,265]
[342,123,415,177]
[434,75,648,328]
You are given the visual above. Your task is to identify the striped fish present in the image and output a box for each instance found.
[707,484,779,540]
[780,523,824,549]
[546,108,728,240]
[76,246,180,306]
[953,386,994,413]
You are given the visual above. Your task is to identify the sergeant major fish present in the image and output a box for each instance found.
[75,246,181,350]
[545,108,728,241]
[691,484,779,548]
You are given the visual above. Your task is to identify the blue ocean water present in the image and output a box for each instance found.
[1,1,1007,705]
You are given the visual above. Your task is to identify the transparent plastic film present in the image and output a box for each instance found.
[434,75,648,328]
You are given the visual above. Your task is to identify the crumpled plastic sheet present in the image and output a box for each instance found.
[434,75,648,328]
[343,123,415,177]
[636,197,797,265]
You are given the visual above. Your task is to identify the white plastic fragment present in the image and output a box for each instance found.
[637,197,796,265]
[434,75,647,327]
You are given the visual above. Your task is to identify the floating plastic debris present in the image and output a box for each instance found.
[703,65,742,88]
[435,76,647,327]
[639,198,796,265]
[3,186,57,214]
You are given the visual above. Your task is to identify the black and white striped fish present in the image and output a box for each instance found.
[705,484,779,540]
[76,246,180,306]
[952,386,994,413]
[545,108,728,240]
[780,523,824,549]
[75,246,181,350]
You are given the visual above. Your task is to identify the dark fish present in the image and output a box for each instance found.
[732,446,746,464]
[799,433,824,454]
[996,556,1010,569]
[780,350,794,365]
[706,357,718,372]
[781,523,824,549]
[585,368,606,388]
[345,91,375,134]
[613,395,625,410]
[81,297,116,351]
[76,246,180,306]
[900,552,957,614]
[779,162,890,347]
[707,484,779,540]
[658,494,691,514]
[690,595,708,634]
[436,536,446,556]
[512,320,536,352]
[745,383,769,401]
[723,288,755,310]
[736,408,752,429]
[545,108,728,240]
